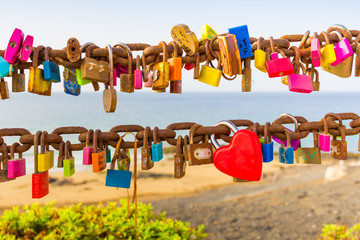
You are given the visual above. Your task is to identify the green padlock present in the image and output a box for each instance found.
[63,141,75,177]
[105,144,111,163]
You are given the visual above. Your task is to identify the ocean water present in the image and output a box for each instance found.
[1,91,360,172]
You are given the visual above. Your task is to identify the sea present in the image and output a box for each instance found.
[1,91,360,172]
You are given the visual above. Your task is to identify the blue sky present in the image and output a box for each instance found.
[1,0,358,92]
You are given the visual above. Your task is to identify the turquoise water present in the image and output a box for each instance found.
[1,91,359,172]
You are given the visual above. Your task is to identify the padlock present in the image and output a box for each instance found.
[328,30,353,66]
[105,133,133,189]
[200,24,217,43]
[254,37,267,73]
[295,130,321,164]
[28,46,52,96]
[279,130,294,164]
[272,114,301,151]
[210,120,262,181]
[171,24,199,56]
[103,44,117,112]
[105,143,111,163]
[57,141,64,168]
[228,24,253,59]
[288,46,313,93]
[141,126,154,170]
[306,65,320,91]
[134,55,143,90]
[0,78,10,100]
[198,53,222,87]
[0,143,15,183]
[91,129,107,172]
[261,122,274,163]
[318,113,339,152]
[187,124,213,166]
[19,35,34,62]
[12,66,25,92]
[170,80,182,94]
[32,131,49,199]
[320,31,336,67]
[168,42,182,81]
[38,131,54,172]
[80,45,109,83]
[119,44,135,93]
[66,38,81,63]
[63,141,75,177]
[76,43,95,86]
[311,32,321,67]
[266,37,294,78]
[355,37,360,77]
[0,57,13,78]
[174,135,186,178]
[242,58,252,92]
[145,71,153,88]
[83,129,94,165]
[4,28,24,64]
[7,142,26,179]
[151,127,163,162]
[141,54,149,82]
[43,46,61,82]
[152,41,170,90]
[331,124,347,160]
[63,68,81,96]
[217,33,242,76]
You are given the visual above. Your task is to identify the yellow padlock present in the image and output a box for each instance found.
[152,41,170,90]
[198,55,222,87]
[38,131,54,172]
[199,24,217,44]
[254,37,267,73]
[320,32,336,68]
[28,46,52,96]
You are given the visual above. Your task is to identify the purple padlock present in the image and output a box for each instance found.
[272,114,300,151]
[319,113,342,152]
[330,31,353,66]
[311,32,321,67]
[4,28,24,64]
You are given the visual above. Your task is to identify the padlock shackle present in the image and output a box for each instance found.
[105,44,114,89]
[40,131,48,154]
[264,122,271,144]
[65,141,72,160]
[85,45,99,58]
[269,36,275,53]
[176,135,183,156]
[257,37,264,51]
[57,141,64,168]
[189,124,203,144]
[136,55,141,71]
[2,142,8,170]
[86,129,94,147]
[320,32,332,46]
[312,130,319,148]
[153,127,159,145]
[93,129,101,152]
[210,120,239,149]
[279,114,299,133]
[80,42,95,53]
[169,41,179,58]
[298,30,310,49]
[251,122,259,137]
[45,46,52,62]
[284,129,292,148]
[33,131,42,174]
[158,41,168,62]
[10,142,20,160]
[204,39,215,61]
[143,126,150,148]
[32,46,45,68]
[327,24,353,43]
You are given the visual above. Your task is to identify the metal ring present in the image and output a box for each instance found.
[210,120,239,149]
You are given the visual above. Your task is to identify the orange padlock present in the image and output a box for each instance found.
[91,129,106,172]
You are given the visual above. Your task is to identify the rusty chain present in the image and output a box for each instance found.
[0,112,359,154]
[2,26,360,75]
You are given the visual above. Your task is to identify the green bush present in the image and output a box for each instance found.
[0,200,208,240]
[320,223,360,240]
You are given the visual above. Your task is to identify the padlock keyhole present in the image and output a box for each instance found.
[24,45,30,51]
[10,41,16,48]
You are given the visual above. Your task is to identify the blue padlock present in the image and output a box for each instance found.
[228,25,253,59]
[261,122,274,163]
[151,127,163,162]
[0,57,13,78]
[63,68,81,96]
[278,130,294,164]
[43,46,61,82]
[105,150,132,189]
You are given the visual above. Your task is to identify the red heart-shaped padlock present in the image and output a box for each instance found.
[213,129,263,181]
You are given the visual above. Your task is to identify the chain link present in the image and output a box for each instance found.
[0,112,359,154]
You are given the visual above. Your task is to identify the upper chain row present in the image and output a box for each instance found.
[0,24,359,110]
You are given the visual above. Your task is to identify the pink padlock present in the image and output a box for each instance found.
[319,113,342,152]
[330,31,353,66]
[265,37,294,78]
[4,28,24,64]
[311,32,321,67]
[144,72,153,87]
[288,46,312,93]
[19,35,34,62]
[113,69,117,86]
[7,143,26,179]
[134,56,142,90]
[83,130,94,165]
